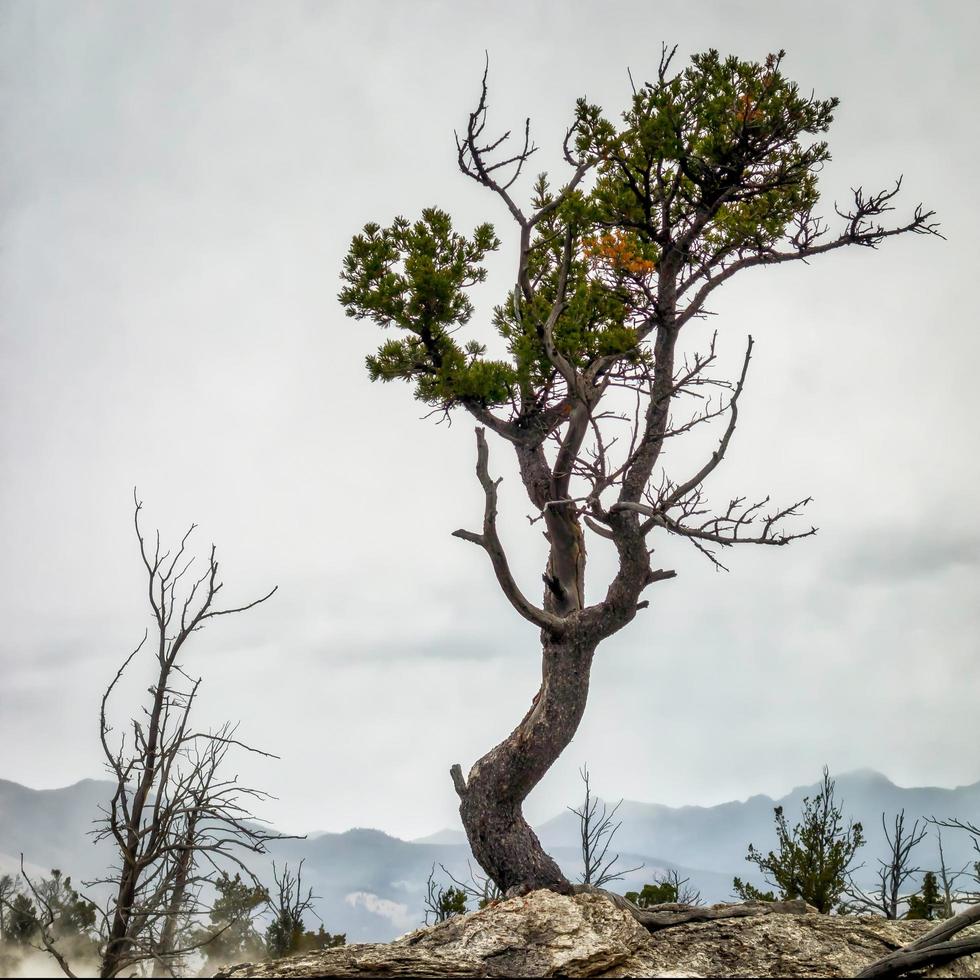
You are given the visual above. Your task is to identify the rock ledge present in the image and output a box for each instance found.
[214,890,980,978]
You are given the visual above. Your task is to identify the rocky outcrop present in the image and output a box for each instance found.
[213,890,980,978]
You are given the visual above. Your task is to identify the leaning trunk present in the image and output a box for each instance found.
[151,826,195,977]
[101,876,136,977]
[456,631,597,894]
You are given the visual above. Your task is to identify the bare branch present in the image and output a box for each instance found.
[677,186,941,329]
[659,336,754,509]
[570,766,644,888]
[453,428,564,633]
[90,497,286,978]
[18,858,79,979]
[455,55,533,228]
[843,810,927,918]
[857,904,980,978]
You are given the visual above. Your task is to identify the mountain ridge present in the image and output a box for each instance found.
[8,768,980,839]
[3,768,979,942]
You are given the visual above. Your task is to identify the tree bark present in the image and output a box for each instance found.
[102,680,166,978]
[456,631,597,894]
[151,824,195,978]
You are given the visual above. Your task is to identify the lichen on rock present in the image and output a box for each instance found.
[212,890,980,978]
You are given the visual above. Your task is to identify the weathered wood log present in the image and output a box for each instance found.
[573,883,812,931]
[856,903,980,978]
[214,890,980,978]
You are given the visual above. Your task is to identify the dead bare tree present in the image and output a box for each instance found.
[929,817,980,905]
[340,47,940,898]
[844,811,927,919]
[265,861,324,958]
[0,873,16,937]
[857,819,980,975]
[935,828,971,917]
[86,492,281,979]
[857,903,980,978]
[440,861,503,909]
[569,766,642,888]
[422,866,467,926]
[626,868,702,908]
[654,869,702,907]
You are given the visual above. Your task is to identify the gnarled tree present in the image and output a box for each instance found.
[844,810,928,919]
[339,47,938,895]
[92,494,280,978]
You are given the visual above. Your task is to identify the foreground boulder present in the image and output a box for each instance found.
[214,890,980,978]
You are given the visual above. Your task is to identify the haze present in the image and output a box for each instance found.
[1,1,978,840]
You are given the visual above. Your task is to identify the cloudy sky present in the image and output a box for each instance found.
[2,1,978,840]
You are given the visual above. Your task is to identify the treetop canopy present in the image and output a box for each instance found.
[339,48,854,415]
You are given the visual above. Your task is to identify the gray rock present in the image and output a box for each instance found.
[213,890,980,978]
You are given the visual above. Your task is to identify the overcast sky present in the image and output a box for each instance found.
[1,1,978,840]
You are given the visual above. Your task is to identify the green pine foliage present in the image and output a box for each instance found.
[436,886,468,921]
[732,878,777,903]
[340,210,513,407]
[194,872,270,971]
[36,870,97,940]
[340,50,840,414]
[265,915,345,960]
[2,892,38,945]
[733,768,864,913]
[589,50,834,264]
[907,871,944,921]
[625,881,677,907]
[0,870,98,974]
[423,866,470,926]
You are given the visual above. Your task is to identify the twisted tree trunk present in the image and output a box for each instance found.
[449,430,649,895]
[455,630,597,894]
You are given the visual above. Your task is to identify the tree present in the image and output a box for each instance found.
[734,768,864,913]
[0,878,40,977]
[856,821,980,976]
[3,892,38,945]
[265,861,344,959]
[0,867,101,977]
[569,765,642,887]
[193,872,269,974]
[0,874,23,976]
[626,869,701,907]
[731,878,776,903]
[295,925,347,954]
[440,862,503,910]
[934,828,970,918]
[423,866,469,925]
[12,868,99,974]
[88,494,281,979]
[0,874,17,938]
[35,871,98,940]
[339,47,938,895]
[907,872,943,921]
[930,816,980,906]
[843,810,927,918]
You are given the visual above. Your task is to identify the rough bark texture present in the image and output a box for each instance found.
[212,890,980,978]
[457,633,597,894]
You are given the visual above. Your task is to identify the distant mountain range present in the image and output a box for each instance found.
[2,770,978,943]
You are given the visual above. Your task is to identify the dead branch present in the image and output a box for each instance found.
[843,810,927,918]
[574,885,811,932]
[453,428,564,633]
[856,903,980,978]
[439,861,503,909]
[569,766,643,888]
[89,493,285,979]
[17,857,79,979]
